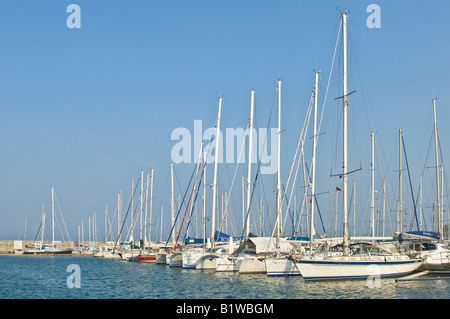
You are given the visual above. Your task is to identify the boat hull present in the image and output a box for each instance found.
[295,256,422,280]
[265,256,301,277]
[236,256,266,274]
[156,253,167,264]
[196,255,218,269]
[182,251,204,269]
[169,252,183,267]
[216,256,237,272]
[136,253,157,263]
[22,249,73,256]
[419,250,450,271]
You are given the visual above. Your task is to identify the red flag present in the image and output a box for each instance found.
[336,187,341,191]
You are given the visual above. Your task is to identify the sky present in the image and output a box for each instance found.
[1,0,450,242]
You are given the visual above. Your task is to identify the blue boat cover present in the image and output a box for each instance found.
[214,230,243,242]
[400,231,440,240]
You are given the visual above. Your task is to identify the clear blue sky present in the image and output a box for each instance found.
[1,0,450,241]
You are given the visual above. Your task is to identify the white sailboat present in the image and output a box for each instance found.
[293,12,422,280]
[235,81,284,275]
[196,97,225,270]
[22,187,73,255]
[403,99,450,270]
[266,71,320,277]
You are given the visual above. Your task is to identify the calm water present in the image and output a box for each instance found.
[1,255,450,299]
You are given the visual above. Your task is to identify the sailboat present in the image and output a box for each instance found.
[234,82,285,274]
[195,97,224,270]
[265,72,320,277]
[22,187,73,255]
[401,99,450,270]
[292,12,422,280]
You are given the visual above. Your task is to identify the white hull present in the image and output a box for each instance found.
[156,252,167,264]
[419,250,450,270]
[119,251,140,260]
[236,256,267,274]
[102,251,121,259]
[295,255,422,280]
[196,255,218,269]
[265,256,301,276]
[194,246,230,270]
[182,251,205,269]
[169,252,183,267]
[215,256,237,272]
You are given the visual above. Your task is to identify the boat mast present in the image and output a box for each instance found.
[371,131,375,238]
[41,205,45,243]
[433,98,442,241]
[276,79,282,251]
[171,163,175,246]
[211,97,222,248]
[341,12,350,256]
[246,90,255,239]
[419,175,423,231]
[149,169,154,243]
[105,205,108,241]
[52,186,55,247]
[310,72,319,252]
[203,152,206,249]
[117,192,121,241]
[130,177,134,241]
[398,128,403,235]
[144,172,150,244]
[140,170,144,242]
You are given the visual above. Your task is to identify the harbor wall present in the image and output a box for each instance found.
[0,240,109,254]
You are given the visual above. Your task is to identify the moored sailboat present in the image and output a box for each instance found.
[21,187,73,256]
[293,12,422,280]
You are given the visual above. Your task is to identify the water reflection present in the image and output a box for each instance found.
[2,255,450,299]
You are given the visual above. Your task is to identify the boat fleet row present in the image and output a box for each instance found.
[87,231,450,281]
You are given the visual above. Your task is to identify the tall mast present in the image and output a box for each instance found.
[144,172,149,244]
[41,205,45,243]
[130,178,134,241]
[51,186,55,246]
[276,79,282,250]
[117,192,121,241]
[139,170,144,242]
[170,163,175,245]
[341,12,350,256]
[419,176,423,231]
[433,98,442,241]
[371,131,375,238]
[353,181,356,237]
[105,204,108,241]
[211,97,222,247]
[246,90,255,238]
[310,72,319,251]
[398,128,403,235]
[149,169,154,243]
[203,153,206,249]
[382,180,386,237]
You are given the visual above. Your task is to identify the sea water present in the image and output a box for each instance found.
[1,255,450,299]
